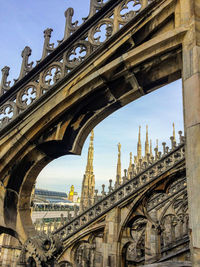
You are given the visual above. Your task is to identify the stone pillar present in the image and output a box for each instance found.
[0,234,21,267]
[145,222,161,264]
[102,208,120,267]
[181,0,200,265]
[145,210,161,264]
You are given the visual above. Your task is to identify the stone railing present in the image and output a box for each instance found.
[0,0,154,131]
[53,138,185,241]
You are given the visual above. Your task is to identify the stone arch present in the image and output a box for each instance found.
[121,241,132,267]
[1,68,134,242]
[117,166,187,266]
[120,216,147,266]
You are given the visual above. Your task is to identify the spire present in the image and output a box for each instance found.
[129,152,133,168]
[173,122,176,142]
[145,125,149,158]
[137,126,142,160]
[80,130,95,212]
[128,152,133,179]
[86,130,94,173]
[150,139,153,157]
[116,143,122,185]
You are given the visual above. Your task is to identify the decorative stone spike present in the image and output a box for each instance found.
[63,8,79,41]
[139,158,142,170]
[154,147,158,160]
[131,164,135,175]
[83,0,105,21]
[178,130,183,143]
[170,136,175,149]
[136,166,140,174]
[16,46,33,82]
[108,179,113,193]
[158,151,162,159]
[166,146,169,153]
[41,28,54,60]
[94,189,98,203]
[123,169,127,183]
[162,142,166,154]
[0,66,11,95]
[124,169,127,178]
[143,161,147,169]
[147,153,150,164]
[122,176,126,184]
[101,184,106,196]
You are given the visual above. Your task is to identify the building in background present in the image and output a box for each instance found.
[34,188,69,204]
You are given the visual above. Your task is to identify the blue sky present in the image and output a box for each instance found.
[0,0,184,194]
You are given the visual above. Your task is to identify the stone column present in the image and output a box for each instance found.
[181,0,200,265]
[102,208,120,267]
[145,210,161,264]
[0,234,21,267]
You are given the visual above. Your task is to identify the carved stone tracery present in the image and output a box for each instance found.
[0,0,153,130]
[74,242,96,267]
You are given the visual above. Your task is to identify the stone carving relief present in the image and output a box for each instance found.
[17,233,62,267]
[74,242,96,267]
[127,217,146,262]
[123,176,189,264]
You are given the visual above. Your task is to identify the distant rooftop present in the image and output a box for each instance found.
[35,188,67,198]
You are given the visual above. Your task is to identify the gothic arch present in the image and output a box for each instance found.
[1,67,137,242]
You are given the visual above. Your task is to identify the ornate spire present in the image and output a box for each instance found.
[154,139,159,159]
[80,130,95,212]
[145,125,149,158]
[86,129,94,173]
[150,139,153,157]
[128,152,133,179]
[173,122,176,142]
[156,139,158,149]
[137,126,142,160]
[116,143,122,186]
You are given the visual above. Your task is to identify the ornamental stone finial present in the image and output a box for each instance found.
[162,142,166,154]
[145,125,149,157]
[63,8,79,41]
[108,179,113,193]
[116,142,122,186]
[44,28,53,38]
[16,46,33,82]
[178,130,183,143]
[101,184,106,196]
[83,0,105,21]
[0,66,11,95]
[41,28,54,60]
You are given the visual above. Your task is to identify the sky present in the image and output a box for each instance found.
[0,0,184,195]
